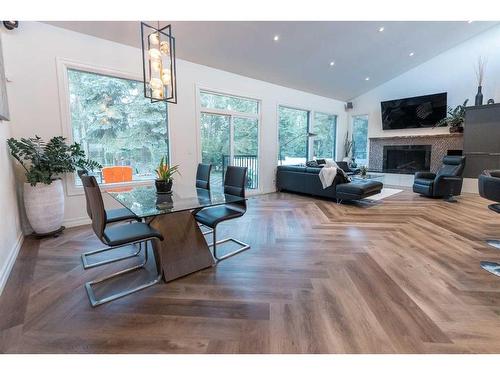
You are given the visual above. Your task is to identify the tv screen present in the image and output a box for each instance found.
[381,92,447,130]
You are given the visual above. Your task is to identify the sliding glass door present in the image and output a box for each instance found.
[199,90,260,189]
[352,115,369,166]
[311,112,337,160]
[278,106,310,165]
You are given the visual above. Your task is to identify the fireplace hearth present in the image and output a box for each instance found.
[383,145,431,174]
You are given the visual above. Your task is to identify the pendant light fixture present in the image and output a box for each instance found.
[140,21,177,103]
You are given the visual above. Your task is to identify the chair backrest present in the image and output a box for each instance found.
[102,166,133,184]
[479,170,500,203]
[196,163,212,190]
[224,166,247,211]
[80,175,107,241]
[436,156,466,178]
[77,169,92,219]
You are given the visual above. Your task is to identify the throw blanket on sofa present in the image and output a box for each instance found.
[318,160,338,189]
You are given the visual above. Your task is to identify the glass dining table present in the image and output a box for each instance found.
[106,185,246,282]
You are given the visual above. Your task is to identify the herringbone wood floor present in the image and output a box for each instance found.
[1,189,500,353]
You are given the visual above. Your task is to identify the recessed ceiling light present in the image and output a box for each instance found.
[365,77,370,81]
[409,52,415,57]
[273,35,279,41]
[378,26,385,32]
[329,61,335,66]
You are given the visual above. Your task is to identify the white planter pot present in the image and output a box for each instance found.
[23,179,64,235]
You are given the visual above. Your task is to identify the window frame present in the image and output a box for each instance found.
[277,103,338,164]
[195,85,262,193]
[57,58,171,196]
[310,111,338,161]
[351,114,369,166]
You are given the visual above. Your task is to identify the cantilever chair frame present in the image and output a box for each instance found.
[78,169,142,270]
[85,240,162,307]
[80,175,163,307]
[195,166,250,263]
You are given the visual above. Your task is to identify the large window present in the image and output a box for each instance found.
[352,115,369,166]
[312,112,337,160]
[199,90,259,190]
[279,106,337,165]
[67,68,169,185]
[278,106,310,165]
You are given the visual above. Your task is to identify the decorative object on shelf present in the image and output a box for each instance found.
[360,165,368,177]
[141,21,177,103]
[154,156,180,194]
[279,132,317,166]
[434,99,468,133]
[474,56,487,106]
[343,131,353,162]
[0,36,10,121]
[7,136,101,236]
[487,98,495,105]
[350,158,357,169]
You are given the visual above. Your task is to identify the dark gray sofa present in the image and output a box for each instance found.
[276,165,383,202]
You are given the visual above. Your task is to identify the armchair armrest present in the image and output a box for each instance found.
[479,173,500,201]
[434,175,463,197]
[415,171,436,180]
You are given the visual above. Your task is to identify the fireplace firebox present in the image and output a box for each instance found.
[383,145,431,174]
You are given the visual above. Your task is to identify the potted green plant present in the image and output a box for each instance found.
[434,99,468,133]
[359,165,368,177]
[7,135,100,236]
[155,156,180,194]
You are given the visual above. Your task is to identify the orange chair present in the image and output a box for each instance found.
[102,166,133,184]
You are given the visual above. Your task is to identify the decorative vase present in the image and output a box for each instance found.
[156,193,174,210]
[23,179,64,235]
[155,179,172,194]
[475,86,483,106]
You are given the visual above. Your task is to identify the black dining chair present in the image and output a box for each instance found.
[478,170,500,277]
[196,163,212,190]
[80,175,163,307]
[195,163,214,235]
[78,170,141,269]
[194,166,250,262]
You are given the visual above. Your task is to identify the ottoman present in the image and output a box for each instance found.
[335,180,383,202]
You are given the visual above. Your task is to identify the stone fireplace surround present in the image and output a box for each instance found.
[368,133,463,173]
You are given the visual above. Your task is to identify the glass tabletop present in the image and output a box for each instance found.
[106,186,246,218]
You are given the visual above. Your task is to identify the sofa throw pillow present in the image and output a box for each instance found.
[306,160,321,167]
[336,168,352,183]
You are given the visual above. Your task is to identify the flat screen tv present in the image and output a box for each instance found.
[381,92,447,130]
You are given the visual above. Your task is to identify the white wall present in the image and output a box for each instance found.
[350,24,500,193]
[0,32,23,295]
[351,24,500,139]
[2,22,347,228]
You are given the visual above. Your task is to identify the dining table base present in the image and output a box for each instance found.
[149,210,215,282]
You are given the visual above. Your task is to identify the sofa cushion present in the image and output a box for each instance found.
[277,165,307,173]
[336,180,383,196]
[414,177,434,186]
[305,167,323,174]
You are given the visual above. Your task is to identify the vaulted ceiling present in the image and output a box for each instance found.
[46,21,499,101]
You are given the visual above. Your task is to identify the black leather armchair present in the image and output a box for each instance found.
[478,170,500,276]
[413,156,466,200]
